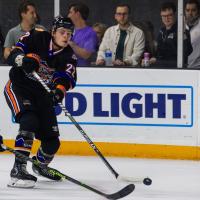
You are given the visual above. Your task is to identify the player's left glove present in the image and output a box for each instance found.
[0,135,5,152]
[52,88,65,105]
[22,53,40,74]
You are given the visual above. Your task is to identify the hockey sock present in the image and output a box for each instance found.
[36,147,54,165]
[35,137,60,165]
[15,130,34,164]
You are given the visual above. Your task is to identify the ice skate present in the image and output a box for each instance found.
[32,156,61,181]
[8,162,37,188]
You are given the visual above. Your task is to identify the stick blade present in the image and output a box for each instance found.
[106,184,135,200]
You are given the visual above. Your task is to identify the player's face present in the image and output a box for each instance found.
[52,27,72,48]
[22,5,37,25]
[160,9,176,29]
[115,6,129,26]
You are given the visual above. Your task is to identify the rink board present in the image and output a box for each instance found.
[1,66,200,159]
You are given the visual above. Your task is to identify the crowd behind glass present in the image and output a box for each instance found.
[0,0,200,69]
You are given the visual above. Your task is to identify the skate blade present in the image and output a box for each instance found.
[7,178,36,188]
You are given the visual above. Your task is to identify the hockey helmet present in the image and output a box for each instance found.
[52,16,74,33]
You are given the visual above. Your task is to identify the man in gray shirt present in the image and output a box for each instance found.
[4,0,45,60]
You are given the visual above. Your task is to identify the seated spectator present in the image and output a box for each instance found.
[90,23,107,65]
[96,3,145,67]
[185,0,200,68]
[0,26,4,63]
[143,21,157,59]
[67,2,98,66]
[134,20,157,66]
[92,23,107,50]
[156,2,177,67]
[155,1,192,68]
[4,0,46,60]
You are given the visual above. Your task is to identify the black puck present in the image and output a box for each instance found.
[143,177,152,185]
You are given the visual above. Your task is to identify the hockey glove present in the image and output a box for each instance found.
[52,88,65,105]
[0,135,5,152]
[22,53,40,74]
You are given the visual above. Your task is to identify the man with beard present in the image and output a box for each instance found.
[96,3,145,66]
[185,0,200,68]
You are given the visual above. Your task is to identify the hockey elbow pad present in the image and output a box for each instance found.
[53,72,75,91]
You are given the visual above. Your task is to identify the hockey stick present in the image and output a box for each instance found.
[32,72,152,186]
[1,144,134,200]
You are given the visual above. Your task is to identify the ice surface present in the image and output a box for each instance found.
[0,154,200,200]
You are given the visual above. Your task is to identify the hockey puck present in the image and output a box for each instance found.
[143,177,152,185]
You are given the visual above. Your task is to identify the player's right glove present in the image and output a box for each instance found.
[0,135,5,152]
[22,53,40,74]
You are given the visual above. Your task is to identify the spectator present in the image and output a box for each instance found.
[185,0,200,68]
[0,26,4,49]
[143,21,157,59]
[96,3,145,66]
[67,2,98,66]
[89,23,107,65]
[156,1,192,68]
[0,26,4,63]
[92,23,107,50]
[134,21,157,66]
[4,0,45,60]
[156,2,177,67]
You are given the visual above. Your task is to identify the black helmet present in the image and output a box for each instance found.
[52,16,74,32]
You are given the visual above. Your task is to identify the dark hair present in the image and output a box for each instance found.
[185,0,200,11]
[144,21,154,34]
[116,3,131,14]
[160,2,176,13]
[68,3,89,21]
[18,0,36,21]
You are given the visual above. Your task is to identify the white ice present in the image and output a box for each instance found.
[0,154,200,200]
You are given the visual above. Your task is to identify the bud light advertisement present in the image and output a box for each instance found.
[56,84,193,127]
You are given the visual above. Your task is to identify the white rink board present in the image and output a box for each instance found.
[0,66,199,146]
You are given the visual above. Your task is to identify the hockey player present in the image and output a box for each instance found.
[4,16,77,188]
